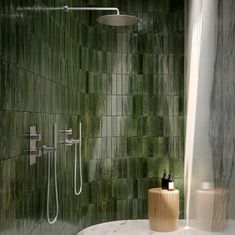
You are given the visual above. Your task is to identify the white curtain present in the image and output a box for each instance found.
[185,0,235,233]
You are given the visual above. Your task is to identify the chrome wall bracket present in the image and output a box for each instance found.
[24,126,41,165]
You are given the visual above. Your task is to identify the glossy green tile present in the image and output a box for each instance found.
[122,75,131,95]
[123,96,133,115]
[148,116,163,136]
[133,95,143,115]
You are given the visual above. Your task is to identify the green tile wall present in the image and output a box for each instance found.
[0,0,184,234]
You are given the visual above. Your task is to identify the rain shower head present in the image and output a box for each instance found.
[17,6,140,27]
[97,14,139,26]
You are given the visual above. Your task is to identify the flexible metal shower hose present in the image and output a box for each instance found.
[74,140,82,195]
[47,150,59,224]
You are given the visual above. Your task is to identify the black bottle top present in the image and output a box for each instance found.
[163,169,167,178]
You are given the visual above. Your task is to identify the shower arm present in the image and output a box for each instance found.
[64,6,120,15]
[17,6,120,15]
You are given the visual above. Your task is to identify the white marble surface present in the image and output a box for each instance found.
[77,220,235,235]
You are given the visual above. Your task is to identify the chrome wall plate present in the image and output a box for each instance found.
[24,126,41,165]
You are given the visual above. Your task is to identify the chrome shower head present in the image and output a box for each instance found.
[97,14,140,26]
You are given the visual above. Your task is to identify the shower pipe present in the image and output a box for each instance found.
[17,6,139,27]
[42,123,59,224]
[59,123,83,195]
[17,6,120,15]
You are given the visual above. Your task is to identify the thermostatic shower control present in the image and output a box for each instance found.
[24,125,42,165]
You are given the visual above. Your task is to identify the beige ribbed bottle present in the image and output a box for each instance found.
[148,188,179,232]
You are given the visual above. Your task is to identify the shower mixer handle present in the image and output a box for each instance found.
[42,145,56,153]
[60,129,72,135]
[65,129,72,134]
[24,133,41,140]
[71,139,82,144]
[24,149,42,157]
[64,140,73,146]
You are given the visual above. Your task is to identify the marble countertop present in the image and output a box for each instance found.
[77,219,235,235]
